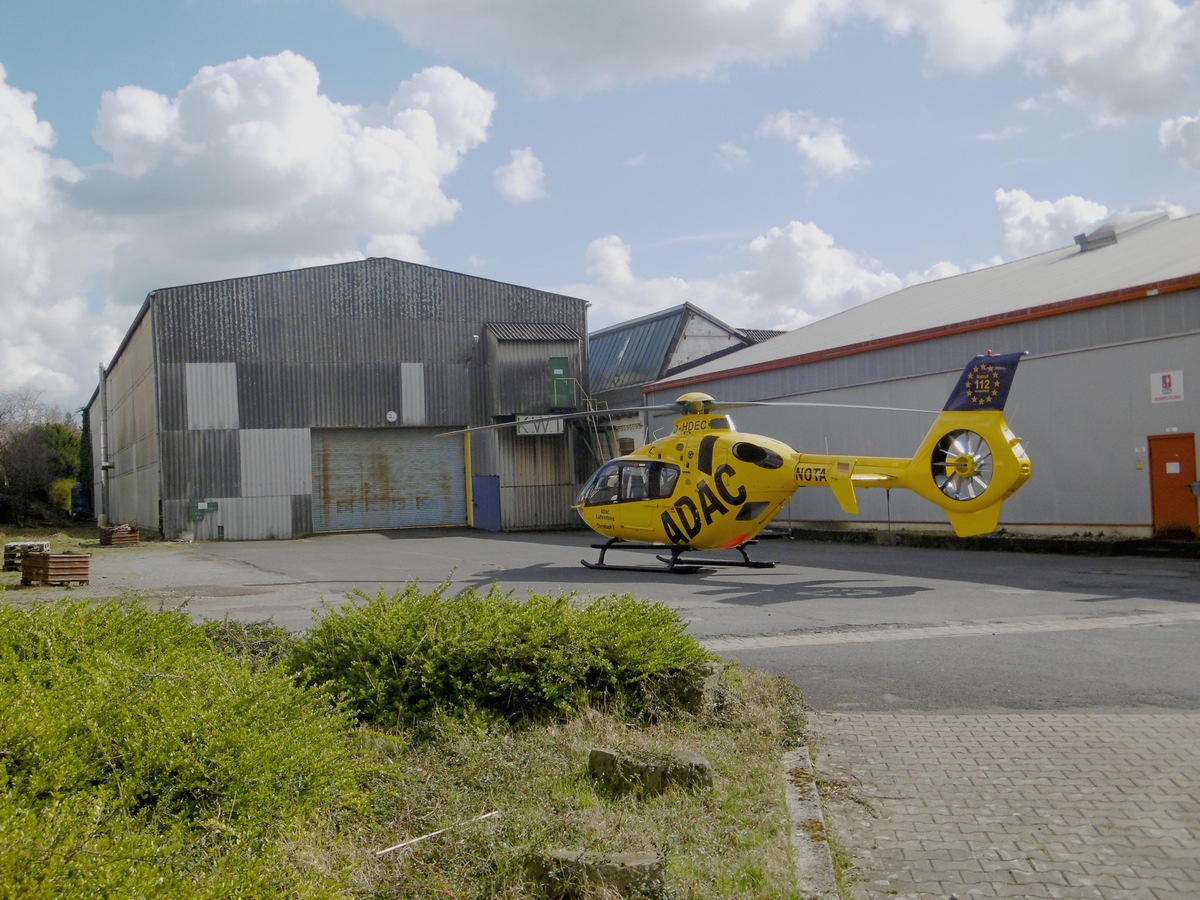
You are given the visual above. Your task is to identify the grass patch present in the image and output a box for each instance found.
[0,589,806,898]
[0,523,116,553]
[356,665,804,898]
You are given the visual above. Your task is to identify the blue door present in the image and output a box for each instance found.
[472,475,501,531]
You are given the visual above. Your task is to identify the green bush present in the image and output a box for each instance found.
[48,477,74,513]
[288,583,715,731]
[0,600,366,897]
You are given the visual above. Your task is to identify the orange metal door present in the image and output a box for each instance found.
[1148,433,1198,536]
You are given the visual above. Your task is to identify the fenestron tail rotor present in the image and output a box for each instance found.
[931,429,993,500]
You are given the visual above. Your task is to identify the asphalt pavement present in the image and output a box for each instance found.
[7,528,1200,898]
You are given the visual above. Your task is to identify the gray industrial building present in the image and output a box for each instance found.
[645,210,1200,538]
[86,257,589,541]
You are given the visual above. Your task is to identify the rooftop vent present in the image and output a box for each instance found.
[1074,210,1169,252]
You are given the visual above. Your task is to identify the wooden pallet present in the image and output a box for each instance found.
[99,525,140,546]
[21,552,91,586]
[4,541,51,572]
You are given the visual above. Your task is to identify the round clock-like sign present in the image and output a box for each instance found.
[385,410,398,423]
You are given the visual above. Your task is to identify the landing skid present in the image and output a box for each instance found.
[657,541,775,570]
[582,538,775,574]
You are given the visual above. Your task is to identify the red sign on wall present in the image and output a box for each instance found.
[1151,370,1184,403]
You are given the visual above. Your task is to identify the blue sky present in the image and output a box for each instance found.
[3,0,1199,408]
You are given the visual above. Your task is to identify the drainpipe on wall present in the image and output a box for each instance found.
[97,362,111,527]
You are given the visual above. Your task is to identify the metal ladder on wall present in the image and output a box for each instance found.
[561,378,620,466]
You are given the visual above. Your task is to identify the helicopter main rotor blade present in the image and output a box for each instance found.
[697,400,941,415]
[436,403,681,436]
[439,397,940,437]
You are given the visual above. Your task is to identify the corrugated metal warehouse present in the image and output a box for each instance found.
[645,210,1200,538]
[87,257,589,540]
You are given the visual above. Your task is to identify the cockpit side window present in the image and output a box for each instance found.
[580,463,621,506]
[653,463,679,499]
[579,461,681,505]
[732,442,783,469]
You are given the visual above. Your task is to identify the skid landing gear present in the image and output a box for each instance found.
[582,538,776,574]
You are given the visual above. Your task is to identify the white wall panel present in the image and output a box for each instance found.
[240,429,311,497]
[186,363,240,430]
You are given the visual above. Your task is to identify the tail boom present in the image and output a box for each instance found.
[792,354,1032,537]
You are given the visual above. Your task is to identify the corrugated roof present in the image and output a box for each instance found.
[487,322,581,341]
[741,329,786,343]
[661,211,1200,386]
[590,307,685,393]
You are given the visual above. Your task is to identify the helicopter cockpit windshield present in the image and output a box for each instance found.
[578,460,681,507]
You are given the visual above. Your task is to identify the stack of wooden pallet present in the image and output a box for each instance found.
[21,552,91,586]
[99,524,140,546]
[3,541,51,572]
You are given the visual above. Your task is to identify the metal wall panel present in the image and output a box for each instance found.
[500,485,579,530]
[98,309,160,529]
[492,428,577,528]
[185,363,240,430]
[159,430,241,500]
[240,429,311,497]
[401,363,427,425]
[487,337,583,415]
[291,493,313,536]
[165,494,308,541]
[311,428,466,531]
[190,496,296,541]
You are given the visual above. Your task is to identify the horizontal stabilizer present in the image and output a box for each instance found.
[826,458,859,514]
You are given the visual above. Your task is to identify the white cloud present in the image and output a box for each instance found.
[0,65,118,401]
[78,53,494,295]
[0,64,58,300]
[1160,112,1200,169]
[858,0,1019,72]
[346,1,1199,123]
[571,235,751,329]
[1,54,496,406]
[565,223,953,331]
[716,141,749,167]
[492,147,546,202]
[1021,0,1199,121]
[345,0,847,93]
[973,125,1023,142]
[743,222,904,322]
[759,110,869,178]
[343,0,1028,93]
[994,188,1109,257]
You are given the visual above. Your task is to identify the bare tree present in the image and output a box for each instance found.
[0,387,75,438]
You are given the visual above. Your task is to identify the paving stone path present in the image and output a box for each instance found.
[812,712,1200,899]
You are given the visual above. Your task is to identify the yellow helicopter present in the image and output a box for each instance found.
[456,352,1032,573]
